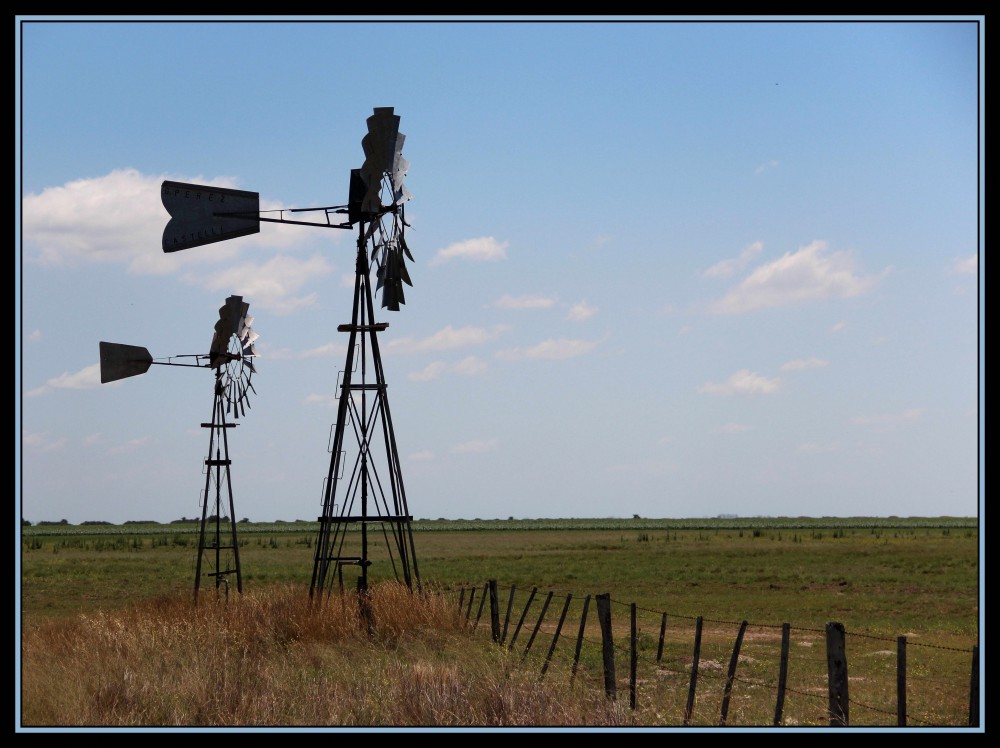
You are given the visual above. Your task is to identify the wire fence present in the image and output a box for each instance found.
[449,580,979,728]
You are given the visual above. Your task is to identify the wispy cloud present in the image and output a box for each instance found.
[385,325,508,355]
[23,169,321,276]
[780,357,829,371]
[108,436,152,455]
[451,439,497,454]
[754,160,779,175]
[704,241,764,279]
[23,432,67,452]
[186,253,332,315]
[709,240,887,314]
[430,236,508,266]
[719,422,753,433]
[408,450,435,462]
[797,441,839,454]
[698,369,781,396]
[948,253,978,275]
[850,408,924,426]
[26,363,102,396]
[409,356,488,381]
[27,329,42,342]
[495,338,598,361]
[566,301,598,321]
[304,392,337,407]
[493,294,557,310]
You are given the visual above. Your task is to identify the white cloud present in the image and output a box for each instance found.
[495,338,598,361]
[408,361,449,382]
[830,321,848,333]
[698,369,781,396]
[566,301,598,321]
[754,160,779,175]
[453,356,487,376]
[704,241,764,279]
[187,253,332,315]
[408,356,488,381]
[797,442,839,454]
[385,325,508,355]
[709,240,887,314]
[27,329,42,342]
[23,432,66,452]
[430,236,508,266]
[494,294,556,310]
[304,392,337,407]
[301,342,342,358]
[850,408,924,426]
[949,254,978,275]
[408,450,435,462]
[84,433,104,446]
[108,437,151,455]
[780,357,829,371]
[451,439,497,454]
[23,169,328,276]
[26,363,102,396]
[719,422,753,433]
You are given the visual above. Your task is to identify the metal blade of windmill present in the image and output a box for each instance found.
[400,233,414,262]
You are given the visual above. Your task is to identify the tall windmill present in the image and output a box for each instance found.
[159,107,421,597]
[99,295,259,602]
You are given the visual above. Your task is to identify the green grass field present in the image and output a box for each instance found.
[19,517,980,728]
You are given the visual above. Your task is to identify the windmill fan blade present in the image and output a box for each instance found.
[400,234,413,262]
[99,342,153,384]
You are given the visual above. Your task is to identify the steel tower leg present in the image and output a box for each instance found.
[194,373,243,603]
[311,225,421,601]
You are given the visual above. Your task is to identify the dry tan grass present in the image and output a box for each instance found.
[20,582,634,728]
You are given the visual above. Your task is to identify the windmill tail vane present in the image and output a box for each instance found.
[158,106,414,313]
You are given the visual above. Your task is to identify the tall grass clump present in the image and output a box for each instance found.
[20,582,632,728]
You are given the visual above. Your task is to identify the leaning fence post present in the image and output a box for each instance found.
[629,603,638,710]
[683,615,703,726]
[774,623,791,726]
[522,590,553,661]
[508,586,537,649]
[488,580,501,643]
[501,584,516,644]
[825,622,849,726]
[542,593,573,677]
[897,635,907,727]
[596,593,616,700]
[464,585,477,625]
[571,594,591,681]
[473,581,488,631]
[458,586,465,614]
[656,612,667,662]
[719,620,748,726]
[969,644,979,727]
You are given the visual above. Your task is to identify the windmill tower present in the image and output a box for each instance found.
[158,107,421,597]
[98,295,259,602]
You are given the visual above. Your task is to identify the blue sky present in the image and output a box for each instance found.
[16,17,983,524]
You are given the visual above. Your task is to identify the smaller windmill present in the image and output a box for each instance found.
[99,295,259,602]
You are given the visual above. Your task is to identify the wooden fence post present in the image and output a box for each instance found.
[683,615,703,726]
[473,581,488,631]
[522,590,554,661]
[489,579,501,643]
[774,622,790,726]
[542,593,573,677]
[572,594,591,681]
[825,622,849,726]
[656,612,667,662]
[969,644,979,727]
[458,586,465,614]
[464,585,477,625]
[629,603,638,710]
[719,620,748,726]
[596,593,616,700]
[501,584,516,644]
[896,635,907,727]
[508,586,537,649]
